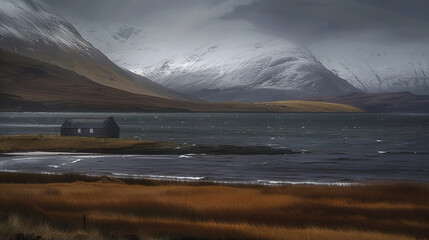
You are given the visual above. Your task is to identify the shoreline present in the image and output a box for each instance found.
[0,171,361,187]
[1,171,427,188]
[0,135,295,155]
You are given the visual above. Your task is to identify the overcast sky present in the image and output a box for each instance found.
[42,0,429,46]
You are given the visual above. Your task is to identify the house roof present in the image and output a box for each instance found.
[60,117,117,129]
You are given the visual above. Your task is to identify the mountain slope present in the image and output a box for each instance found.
[0,49,191,111]
[69,21,359,102]
[0,0,190,101]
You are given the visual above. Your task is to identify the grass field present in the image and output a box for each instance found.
[0,135,171,153]
[0,173,428,240]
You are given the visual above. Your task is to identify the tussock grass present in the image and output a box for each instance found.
[0,175,427,240]
[1,213,103,240]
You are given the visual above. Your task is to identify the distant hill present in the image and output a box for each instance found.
[303,92,429,113]
[0,49,362,113]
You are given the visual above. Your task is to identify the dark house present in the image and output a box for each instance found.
[60,117,120,138]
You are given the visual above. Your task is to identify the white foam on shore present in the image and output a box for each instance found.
[3,152,95,156]
[112,172,205,181]
[0,170,359,186]
[256,180,356,186]
[0,169,21,173]
[110,172,355,186]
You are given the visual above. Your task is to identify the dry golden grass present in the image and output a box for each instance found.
[259,100,364,112]
[0,177,428,240]
[0,135,171,153]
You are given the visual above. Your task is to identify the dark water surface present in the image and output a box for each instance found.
[1,112,428,184]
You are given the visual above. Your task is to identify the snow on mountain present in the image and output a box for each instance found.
[0,0,191,101]
[311,40,429,95]
[70,20,358,102]
[0,0,92,54]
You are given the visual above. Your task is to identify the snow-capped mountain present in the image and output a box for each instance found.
[0,0,190,101]
[0,0,91,53]
[311,40,429,95]
[68,20,358,102]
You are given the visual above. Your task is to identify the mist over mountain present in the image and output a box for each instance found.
[41,0,429,100]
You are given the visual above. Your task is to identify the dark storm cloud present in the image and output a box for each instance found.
[42,0,230,22]
[41,0,429,44]
[224,0,429,43]
[358,0,429,21]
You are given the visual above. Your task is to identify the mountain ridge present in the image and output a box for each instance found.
[0,0,191,101]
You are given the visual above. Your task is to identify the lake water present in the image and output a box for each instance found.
[0,112,428,185]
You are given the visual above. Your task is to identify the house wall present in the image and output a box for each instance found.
[60,128,119,138]
[104,121,120,138]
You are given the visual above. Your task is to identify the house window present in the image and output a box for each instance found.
[90,128,94,133]
[78,128,81,133]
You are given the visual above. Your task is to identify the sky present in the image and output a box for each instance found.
[40,0,429,95]
[42,0,429,46]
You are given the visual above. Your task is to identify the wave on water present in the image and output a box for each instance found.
[179,153,207,159]
[10,157,45,161]
[135,156,175,160]
[377,151,429,155]
[70,159,82,164]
